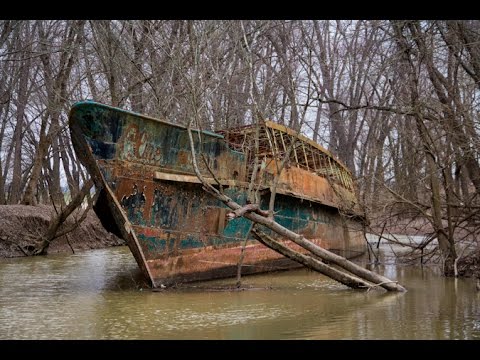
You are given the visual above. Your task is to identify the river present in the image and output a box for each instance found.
[0,245,478,339]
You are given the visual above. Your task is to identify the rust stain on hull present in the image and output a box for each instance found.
[144,228,366,286]
[69,101,367,288]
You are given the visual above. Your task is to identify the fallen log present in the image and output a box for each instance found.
[236,207,407,292]
[251,225,373,290]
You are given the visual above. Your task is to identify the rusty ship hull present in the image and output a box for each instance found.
[69,101,366,288]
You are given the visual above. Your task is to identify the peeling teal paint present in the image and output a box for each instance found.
[180,236,205,249]
[70,101,246,179]
[138,233,167,252]
[223,217,252,239]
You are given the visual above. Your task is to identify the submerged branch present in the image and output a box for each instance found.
[251,225,372,290]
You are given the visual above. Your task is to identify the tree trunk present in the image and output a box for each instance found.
[392,20,457,275]
[9,53,31,204]
[59,132,79,197]
[50,124,65,207]
[22,113,49,205]
[22,20,85,205]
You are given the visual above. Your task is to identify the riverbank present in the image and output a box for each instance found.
[1,204,478,280]
[0,205,124,258]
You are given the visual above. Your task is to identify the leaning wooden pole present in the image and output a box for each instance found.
[203,182,407,292]
[251,225,373,290]
[216,194,407,292]
[239,209,407,292]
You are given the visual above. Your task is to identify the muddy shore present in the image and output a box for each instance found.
[0,205,124,258]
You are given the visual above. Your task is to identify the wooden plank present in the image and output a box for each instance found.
[154,172,203,183]
[302,142,310,171]
[153,171,249,188]
[272,186,338,209]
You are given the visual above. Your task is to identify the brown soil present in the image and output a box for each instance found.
[0,204,125,258]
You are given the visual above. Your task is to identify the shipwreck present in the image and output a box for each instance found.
[69,101,367,288]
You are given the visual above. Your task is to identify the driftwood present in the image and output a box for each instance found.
[251,225,373,289]
[233,205,407,292]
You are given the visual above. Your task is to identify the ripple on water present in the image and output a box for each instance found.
[1,247,480,339]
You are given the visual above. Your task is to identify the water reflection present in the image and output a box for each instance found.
[0,246,478,339]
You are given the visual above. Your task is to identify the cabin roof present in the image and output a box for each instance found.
[218,120,352,176]
[264,121,351,175]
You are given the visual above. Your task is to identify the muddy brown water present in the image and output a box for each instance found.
[0,245,478,339]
